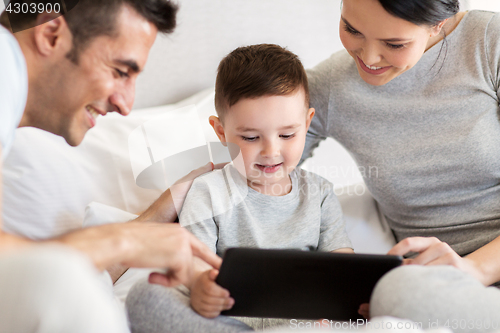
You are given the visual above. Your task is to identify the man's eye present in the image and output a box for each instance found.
[280,134,295,139]
[116,69,129,78]
[241,136,258,142]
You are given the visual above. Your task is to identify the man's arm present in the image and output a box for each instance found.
[0,230,33,251]
[104,162,221,283]
[0,146,221,286]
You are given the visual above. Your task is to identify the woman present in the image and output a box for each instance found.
[304,0,500,328]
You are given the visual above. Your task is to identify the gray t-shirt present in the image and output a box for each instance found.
[302,10,500,256]
[179,164,352,256]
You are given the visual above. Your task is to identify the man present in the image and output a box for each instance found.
[0,0,222,331]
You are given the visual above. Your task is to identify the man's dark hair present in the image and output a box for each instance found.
[215,44,310,122]
[0,0,178,62]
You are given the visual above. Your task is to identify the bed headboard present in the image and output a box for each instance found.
[133,0,343,109]
[0,0,476,109]
[132,0,476,109]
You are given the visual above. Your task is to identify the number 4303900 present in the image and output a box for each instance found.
[6,2,61,14]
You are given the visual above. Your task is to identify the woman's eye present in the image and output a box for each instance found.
[280,134,296,139]
[386,43,405,50]
[344,24,361,36]
[241,136,258,142]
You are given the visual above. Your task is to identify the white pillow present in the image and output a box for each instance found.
[83,202,159,306]
[338,183,396,254]
[2,88,218,239]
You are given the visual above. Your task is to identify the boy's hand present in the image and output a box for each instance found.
[358,303,370,319]
[191,269,234,318]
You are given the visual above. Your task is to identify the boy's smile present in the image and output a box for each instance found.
[210,88,315,196]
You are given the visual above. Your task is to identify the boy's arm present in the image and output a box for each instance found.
[178,177,220,254]
[318,184,354,252]
[176,175,235,317]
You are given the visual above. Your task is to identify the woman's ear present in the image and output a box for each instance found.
[209,116,227,146]
[430,19,448,37]
[305,108,315,130]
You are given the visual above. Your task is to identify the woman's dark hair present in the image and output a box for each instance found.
[379,0,460,74]
[378,0,460,27]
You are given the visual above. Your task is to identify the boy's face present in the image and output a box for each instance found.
[210,88,315,195]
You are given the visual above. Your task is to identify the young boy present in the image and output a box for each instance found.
[126,44,353,333]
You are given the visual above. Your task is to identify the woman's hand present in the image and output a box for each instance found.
[388,237,487,285]
[136,162,227,223]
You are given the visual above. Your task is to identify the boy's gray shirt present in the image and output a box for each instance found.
[179,164,352,256]
[302,10,500,256]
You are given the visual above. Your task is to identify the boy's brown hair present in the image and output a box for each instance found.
[214,44,309,121]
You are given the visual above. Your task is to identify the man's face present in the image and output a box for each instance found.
[38,5,157,146]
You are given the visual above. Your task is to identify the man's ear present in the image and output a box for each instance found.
[32,14,71,57]
[209,116,227,146]
[305,108,315,130]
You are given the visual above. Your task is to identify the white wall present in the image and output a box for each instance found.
[1,0,499,23]
[465,0,500,11]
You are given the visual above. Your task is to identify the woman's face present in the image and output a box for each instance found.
[340,0,443,86]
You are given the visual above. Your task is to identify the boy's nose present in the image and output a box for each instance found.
[261,141,280,158]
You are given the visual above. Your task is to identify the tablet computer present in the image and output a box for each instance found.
[215,248,402,320]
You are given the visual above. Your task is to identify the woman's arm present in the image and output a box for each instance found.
[388,236,500,286]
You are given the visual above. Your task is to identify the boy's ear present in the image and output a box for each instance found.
[209,116,227,146]
[305,108,315,130]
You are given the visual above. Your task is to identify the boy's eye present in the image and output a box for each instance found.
[241,136,258,142]
[280,134,295,139]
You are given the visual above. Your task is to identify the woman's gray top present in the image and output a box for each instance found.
[302,10,500,256]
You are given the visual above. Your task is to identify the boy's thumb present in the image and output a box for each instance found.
[209,269,219,281]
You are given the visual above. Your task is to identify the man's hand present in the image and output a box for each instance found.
[190,269,234,318]
[57,222,221,287]
[136,162,226,223]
